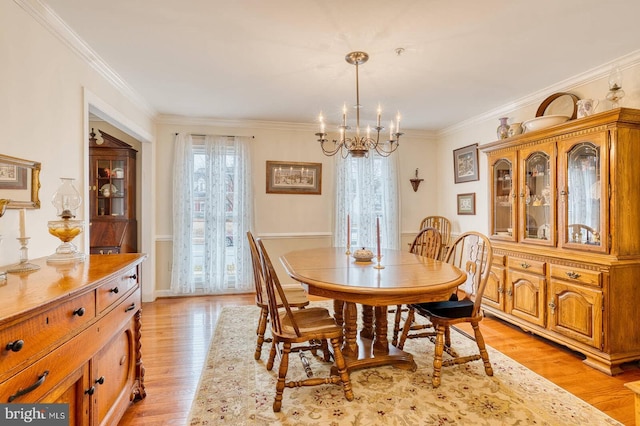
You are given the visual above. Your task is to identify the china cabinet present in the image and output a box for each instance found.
[89,130,137,254]
[480,107,640,375]
[0,254,146,425]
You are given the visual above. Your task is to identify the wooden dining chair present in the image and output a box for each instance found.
[398,231,494,387]
[256,239,354,412]
[419,215,452,260]
[247,231,309,361]
[391,227,442,346]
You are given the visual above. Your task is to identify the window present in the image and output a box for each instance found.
[171,134,253,294]
[334,153,400,250]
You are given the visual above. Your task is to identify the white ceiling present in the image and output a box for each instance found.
[43,0,640,131]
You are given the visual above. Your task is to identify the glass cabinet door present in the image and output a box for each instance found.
[558,132,608,253]
[519,142,555,245]
[490,152,517,241]
[93,158,128,218]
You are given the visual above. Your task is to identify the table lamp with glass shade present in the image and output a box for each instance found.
[47,177,85,262]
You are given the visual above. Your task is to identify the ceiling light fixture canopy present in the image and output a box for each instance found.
[316,51,402,158]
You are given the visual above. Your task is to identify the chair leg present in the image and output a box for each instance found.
[266,339,277,371]
[397,307,415,350]
[330,337,354,402]
[391,304,403,346]
[431,324,446,388]
[444,325,452,347]
[273,342,291,412]
[255,307,269,360]
[321,339,331,362]
[471,321,493,377]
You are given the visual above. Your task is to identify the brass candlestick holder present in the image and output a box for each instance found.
[7,237,41,273]
[373,254,384,269]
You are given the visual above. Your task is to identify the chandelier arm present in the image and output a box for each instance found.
[316,51,400,158]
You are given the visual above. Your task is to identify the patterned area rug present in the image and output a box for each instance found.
[188,303,621,425]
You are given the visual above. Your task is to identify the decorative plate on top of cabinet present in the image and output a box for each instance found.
[535,92,579,119]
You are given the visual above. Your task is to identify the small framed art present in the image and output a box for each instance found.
[457,193,476,215]
[266,161,322,195]
[453,143,479,183]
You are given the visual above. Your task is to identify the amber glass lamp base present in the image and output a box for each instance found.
[47,219,86,263]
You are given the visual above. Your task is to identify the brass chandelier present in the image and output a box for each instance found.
[315,51,402,158]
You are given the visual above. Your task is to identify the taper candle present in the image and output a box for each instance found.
[19,208,26,238]
[376,217,381,258]
[347,214,350,248]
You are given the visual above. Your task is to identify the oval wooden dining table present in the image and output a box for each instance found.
[280,247,466,372]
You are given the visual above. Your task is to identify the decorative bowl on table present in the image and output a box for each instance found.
[522,115,570,132]
[353,247,374,263]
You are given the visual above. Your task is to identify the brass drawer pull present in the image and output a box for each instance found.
[566,271,581,279]
[520,263,530,269]
[8,370,49,402]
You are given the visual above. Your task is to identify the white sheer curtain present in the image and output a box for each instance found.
[171,134,254,294]
[334,153,401,250]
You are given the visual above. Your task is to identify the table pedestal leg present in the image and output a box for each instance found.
[373,306,389,355]
[333,300,344,345]
[341,302,359,358]
[361,305,374,339]
[332,303,416,373]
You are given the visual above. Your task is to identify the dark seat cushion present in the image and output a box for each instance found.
[413,299,474,319]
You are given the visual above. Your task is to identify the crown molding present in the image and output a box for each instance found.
[439,49,640,136]
[16,0,157,119]
[156,114,437,140]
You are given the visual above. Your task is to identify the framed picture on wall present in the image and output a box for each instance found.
[457,193,476,215]
[0,163,27,190]
[266,161,322,195]
[453,143,479,183]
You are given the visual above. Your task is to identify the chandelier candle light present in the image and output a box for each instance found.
[316,51,402,158]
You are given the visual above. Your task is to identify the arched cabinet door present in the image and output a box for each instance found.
[518,142,556,246]
[557,132,608,254]
[488,151,517,242]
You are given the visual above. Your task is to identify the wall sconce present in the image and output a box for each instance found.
[410,169,424,192]
[0,199,9,217]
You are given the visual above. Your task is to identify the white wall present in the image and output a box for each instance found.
[435,54,640,238]
[5,0,640,301]
[153,118,438,293]
[1,2,154,288]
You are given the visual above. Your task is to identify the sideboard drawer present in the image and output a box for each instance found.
[96,266,139,313]
[509,257,546,275]
[0,291,95,378]
[550,264,602,287]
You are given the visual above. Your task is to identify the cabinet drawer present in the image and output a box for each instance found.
[509,257,545,275]
[0,292,95,377]
[0,289,141,404]
[96,266,139,313]
[493,254,506,266]
[550,264,602,287]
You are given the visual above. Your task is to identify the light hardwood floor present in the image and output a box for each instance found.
[118,294,640,425]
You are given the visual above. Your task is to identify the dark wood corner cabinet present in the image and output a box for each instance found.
[479,107,640,375]
[0,254,147,425]
[89,130,137,254]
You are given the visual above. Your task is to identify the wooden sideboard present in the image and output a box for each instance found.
[479,108,640,375]
[0,254,146,425]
